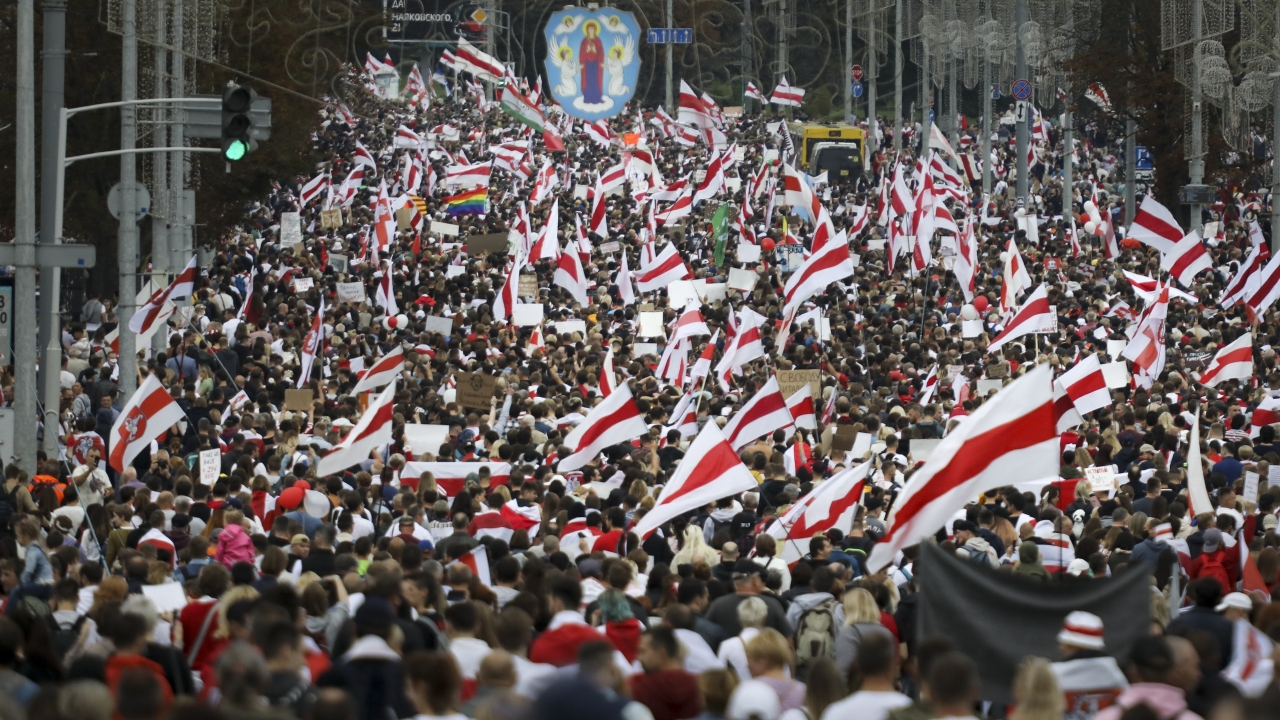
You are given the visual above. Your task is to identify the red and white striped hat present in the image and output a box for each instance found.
[1057,610,1106,651]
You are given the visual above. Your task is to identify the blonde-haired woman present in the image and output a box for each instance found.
[834,588,893,678]
[673,524,720,567]
[1010,657,1063,720]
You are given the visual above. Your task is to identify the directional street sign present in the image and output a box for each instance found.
[674,28,692,43]
[1011,78,1032,101]
[851,81,864,98]
[991,83,1001,100]
[1015,100,1029,123]
[647,28,669,43]
[851,64,863,81]
[648,28,692,43]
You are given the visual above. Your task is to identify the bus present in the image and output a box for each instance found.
[787,123,867,179]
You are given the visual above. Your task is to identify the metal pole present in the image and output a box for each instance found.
[1188,0,1204,233]
[119,0,139,400]
[946,2,957,167]
[844,0,853,124]
[982,51,992,195]
[665,0,674,112]
[868,4,878,149]
[170,0,187,273]
[921,39,930,157]
[1273,82,1280,254]
[151,0,170,355]
[1062,5,1073,216]
[15,0,39,472]
[743,0,752,109]
[38,0,67,458]
[1014,0,1028,203]
[778,0,787,88]
[893,0,901,151]
[1125,117,1136,225]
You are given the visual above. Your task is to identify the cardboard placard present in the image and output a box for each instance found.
[728,268,759,292]
[396,207,415,231]
[329,253,349,273]
[1101,361,1130,389]
[403,424,450,456]
[962,319,984,338]
[466,232,509,255]
[1244,471,1260,505]
[512,303,545,327]
[1268,466,1280,488]
[633,342,659,357]
[320,208,343,229]
[639,311,665,337]
[776,370,822,400]
[518,274,539,299]
[831,425,860,452]
[554,319,587,336]
[199,449,221,485]
[291,277,314,292]
[285,389,314,412]
[976,378,1004,395]
[279,212,302,246]
[455,372,497,409]
[1086,466,1116,495]
[698,282,728,303]
[912,439,941,462]
[430,220,460,236]
[737,242,762,263]
[599,241,622,254]
[946,365,965,381]
[336,282,366,303]
[424,315,455,335]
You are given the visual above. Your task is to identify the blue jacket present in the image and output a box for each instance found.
[20,543,54,586]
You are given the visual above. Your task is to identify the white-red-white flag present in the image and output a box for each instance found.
[766,461,869,563]
[317,379,397,477]
[109,373,187,473]
[1197,334,1253,388]
[1220,242,1266,310]
[783,231,854,317]
[999,236,1032,314]
[296,297,325,388]
[1055,354,1110,416]
[631,421,758,538]
[770,78,805,107]
[1160,230,1212,287]
[599,347,617,398]
[1245,252,1280,316]
[786,384,817,431]
[987,284,1054,354]
[375,265,398,315]
[559,382,649,472]
[1122,284,1170,389]
[1127,195,1183,254]
[744,82,762,102]
[617,247,637,306]
[636,243,692,293]
[867,365,1059,571]
[352,346,405,394]
[722,376,793,450]
[129,255,197,335]
[671,303,711,343]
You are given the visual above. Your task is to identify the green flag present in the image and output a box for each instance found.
[712,203,729,267]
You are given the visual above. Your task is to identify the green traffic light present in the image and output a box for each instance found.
[223,139,249,161]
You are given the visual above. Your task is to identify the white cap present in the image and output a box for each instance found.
[303,490,332,519]
[1057,610,1106,650]
[1066,558,1091,577]
[726,680,781,720]
[1216,592,1252,613]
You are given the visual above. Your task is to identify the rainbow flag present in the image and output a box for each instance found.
[444,187,487,216]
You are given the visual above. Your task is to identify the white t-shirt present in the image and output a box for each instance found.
[819,690,913,720]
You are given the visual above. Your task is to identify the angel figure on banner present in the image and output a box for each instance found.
[604,34,635,97]
[548,39,581,98]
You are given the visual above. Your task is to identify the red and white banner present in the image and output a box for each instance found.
[786,385,817,431]
[1127,195,1183,255]
[1197,334,1253,388]
[631,422,758,538]
[770,78,805,107]
[402,461,512,497]
[558,382,649,472]
[1160,230,1212,287]
[1055,354,1110,416]
[454,39,505,82]
[129,255,197,335]
[783,231,854,317]
[316,379,397,477]
[987,284,1054,354]
[867,365,1059,571]
[635,243,692,292]
[723,376,793,450]
[110,373,187,473]
[449,545,491,587]
[765,461,869,563]
[352,346,406,394]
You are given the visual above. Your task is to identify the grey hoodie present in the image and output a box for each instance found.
[785,591,845,630]
[956,536,998,565]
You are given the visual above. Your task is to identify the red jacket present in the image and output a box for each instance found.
[105,653,173,720]
[605,618,643,662]
[530,623,608,667]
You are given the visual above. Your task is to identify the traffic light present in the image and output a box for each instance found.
[221,85,257,161]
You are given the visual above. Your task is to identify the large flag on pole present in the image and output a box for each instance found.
[130,255,197,335]
[631,422,758,538]
[109,373,187,473]
[558,382,649,472]
[317,380,398,477]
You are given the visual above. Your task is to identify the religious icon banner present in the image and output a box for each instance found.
[543,8,641,121]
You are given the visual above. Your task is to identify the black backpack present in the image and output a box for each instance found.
[47,613,88,662]
[0,482,18,533]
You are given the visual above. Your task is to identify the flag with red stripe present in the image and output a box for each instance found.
[109,373,187,473]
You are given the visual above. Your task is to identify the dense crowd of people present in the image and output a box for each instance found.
[4,47,1280,720]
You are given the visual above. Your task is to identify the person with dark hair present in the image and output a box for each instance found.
[1167,579,1234,671]
[1093,637,1200,720]
[630,626,702,720]
[316,597,414,720]
[529,575,612,667]
[0,615,37,705]
[258,619,317,718]
[105,612,174,715]
[820,632,909,720]
[403,650,467,719]
[926,651,980,719]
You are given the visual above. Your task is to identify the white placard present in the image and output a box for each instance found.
[850,432,873,460]
[639,311,665,337]
[336,282,366,303]
[424,315,454,335]
[446,265,467,278]
[279,211,302,245]
[1268,466,1280,488]
[404,424,450,457]
[329,253,349,273]
[199,449,221,485]
[512,303,545,327]
[737,242,762,263]
[728,268,758,292]
[1086,466,1116,495]
[911,439,941,462]
[1106,339,1127,358]
[726,178,742,192]
[699,282,727,303]
[430,220,460,236]
[141,582,188,613]
[849,253,861,268]
[1100,361,1130,389]
[962,319,985,338]
[819,317,831,341]
[292,277,314,292]
[976,378,1004,395]
[554,319,587,336]
[667,280,699,308]
[574,184,589,199]
[633,342,659,357]
[1244,471,1260,504]
[867,239,887,251]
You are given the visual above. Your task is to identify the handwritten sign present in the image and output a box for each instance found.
[1086,466,1116,496]
[329,252,349,273]
[199,449,221,485]
[1244,471,1260,504]
[518,274,539,299]
[776,370,822,400]
[279,212,302,246]
[336,282,365,303]
[455,372,497,409]
[291,277,314,292]
[430,220,460,236]
[599,241,621,254]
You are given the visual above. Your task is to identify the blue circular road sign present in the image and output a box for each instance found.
[851,81,863,98]
[1011,78,1032,100]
